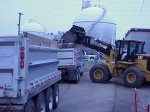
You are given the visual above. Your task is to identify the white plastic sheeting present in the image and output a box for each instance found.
[73,7,116,45]
[21,19,46,38]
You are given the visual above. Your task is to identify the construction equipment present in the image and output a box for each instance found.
[62,25,150,88]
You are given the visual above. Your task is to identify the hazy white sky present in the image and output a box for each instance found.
[0,0,150,39]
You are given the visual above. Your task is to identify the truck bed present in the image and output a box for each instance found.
[0,34,61,105]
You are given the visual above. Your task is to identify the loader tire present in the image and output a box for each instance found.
[90,64,110,83]
[123,67,144,88]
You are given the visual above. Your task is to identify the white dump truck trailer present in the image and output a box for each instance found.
[0,32,61,112]
[58,42,84,83]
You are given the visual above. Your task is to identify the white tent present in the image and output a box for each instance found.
[73,7,116,45]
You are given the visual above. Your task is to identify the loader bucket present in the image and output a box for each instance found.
[62,25,86,44]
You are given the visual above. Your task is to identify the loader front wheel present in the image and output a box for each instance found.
[90,64,110,83]
[123,67,144,88]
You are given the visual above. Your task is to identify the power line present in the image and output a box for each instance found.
[136,0,145,26]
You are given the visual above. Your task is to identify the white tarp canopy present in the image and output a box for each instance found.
[73,7,116,45]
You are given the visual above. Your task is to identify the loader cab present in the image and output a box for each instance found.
[116,40,145,62]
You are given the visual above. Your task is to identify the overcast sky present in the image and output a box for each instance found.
[0,0,150,39]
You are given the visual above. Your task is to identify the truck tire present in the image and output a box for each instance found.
[53,84,59,109]
[80,72,83,76]
[77,68,80,81]
[75,68,80,83]
[123,67,144,88]
[89,64,110,83]
[25,100,36,112]
[36,92,46,112]
[46,87,53,112]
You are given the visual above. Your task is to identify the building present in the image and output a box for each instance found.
[125,28,150,53]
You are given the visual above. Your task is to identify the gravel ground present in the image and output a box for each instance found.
[55,61,150,112]
[113,79,150,112]
[54,72,115,112]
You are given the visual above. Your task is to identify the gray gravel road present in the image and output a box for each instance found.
[55,73,115,112]
[54,61,150,112]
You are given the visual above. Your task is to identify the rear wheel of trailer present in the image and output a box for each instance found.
[25,100,36,112]
[53,84,59,109]
[46,87,54,112]
[36,92,46,112]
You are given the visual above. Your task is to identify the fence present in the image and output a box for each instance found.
[134,88,150,112]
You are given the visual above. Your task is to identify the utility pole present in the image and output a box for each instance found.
[18,12,23,36]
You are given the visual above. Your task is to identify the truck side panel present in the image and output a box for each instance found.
[25,42,61,99]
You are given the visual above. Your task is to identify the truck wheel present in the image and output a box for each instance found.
[53,84,59,109]
[77,68,80,81]
[75,69,80,83]
[123,67,144,88]
[75,73,79,83]
[25,100,36,112]
[89,64,110,83]
[80,72,83,76]
[46,87,53,112]
[36,92,46,112]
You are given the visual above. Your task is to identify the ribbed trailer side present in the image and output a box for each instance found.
[0,34,61,111]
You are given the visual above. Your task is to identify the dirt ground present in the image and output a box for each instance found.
[55,61,150,112]
[113,78,150,112]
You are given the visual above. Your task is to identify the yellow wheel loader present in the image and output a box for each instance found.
[62,25,150,88]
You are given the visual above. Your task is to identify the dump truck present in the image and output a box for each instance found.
[62,25,150,88]
[0,32,61,112]
[58,40,84,83]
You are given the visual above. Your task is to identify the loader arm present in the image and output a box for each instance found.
[62,25,113,61]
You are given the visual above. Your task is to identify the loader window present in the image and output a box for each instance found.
[116,40,144,61]
[136,43,143,54]
[121,43,128,53]
[129,42,143,55]
[116,41,128,61]
[127,41,144,61]
[129,42,136,56]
